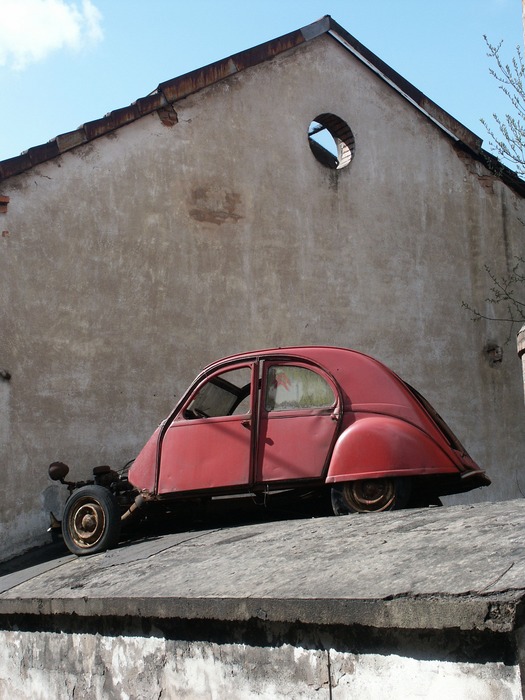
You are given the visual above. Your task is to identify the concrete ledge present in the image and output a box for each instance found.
[0,593,522,633]
[1,499,524,631]
[1,500,525,698]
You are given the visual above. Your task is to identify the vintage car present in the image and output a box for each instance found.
[49,346,490,555]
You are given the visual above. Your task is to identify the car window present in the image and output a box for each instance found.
[185,366,251,419]
[405,383,467,453]
[265,365,335,412]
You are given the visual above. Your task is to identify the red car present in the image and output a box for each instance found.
[49,346,490,555]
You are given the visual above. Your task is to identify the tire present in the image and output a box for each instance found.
[331,477,411,515]
[62,485,121,555]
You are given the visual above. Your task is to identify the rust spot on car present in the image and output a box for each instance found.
[189,187,243,225]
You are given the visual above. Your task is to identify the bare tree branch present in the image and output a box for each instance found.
[482,37,525,175]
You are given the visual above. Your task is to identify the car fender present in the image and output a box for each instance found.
[127,425,162,493]
[326,414,458,483]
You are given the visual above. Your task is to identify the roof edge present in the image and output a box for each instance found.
[0,18,330,181]
[156,21,314,102]
[326,17,482,153]
[324,17,525,197]
[0,14,524,197]
[0,593,521,633]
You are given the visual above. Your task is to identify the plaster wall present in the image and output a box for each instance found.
[1,35,525,557]
[0,630,521,700]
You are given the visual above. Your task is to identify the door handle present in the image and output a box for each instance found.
[241,419,251,429]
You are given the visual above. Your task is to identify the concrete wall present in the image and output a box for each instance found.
[1,34,525,558]
[0,623,521,699]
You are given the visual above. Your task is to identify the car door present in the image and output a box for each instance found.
[157,363,255,494]
[256,360,342,484]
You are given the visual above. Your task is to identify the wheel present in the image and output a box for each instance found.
[331,478,411,515]
[62,485,121,555]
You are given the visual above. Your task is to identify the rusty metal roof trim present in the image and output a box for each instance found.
[0,22,316,182]
[325,17,483,153]
[26,141,61,167]
[83,103,142,141]
[0,14,524,197]
[480,147,525,197]
[54,129,88,152]
[323,19,525,196]
[156,27,308,104]
[158,58,239,103]
[135,92,168,117]
[0,153,32,180]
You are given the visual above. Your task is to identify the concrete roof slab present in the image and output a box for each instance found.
[1,500,524,632]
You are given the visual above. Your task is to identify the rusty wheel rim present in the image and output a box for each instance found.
[68,497,106,549]
[342,479,396,512]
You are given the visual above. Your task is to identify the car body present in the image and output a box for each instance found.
[50,346,490,555]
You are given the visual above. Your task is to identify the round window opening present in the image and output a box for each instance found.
[308,114,355,170]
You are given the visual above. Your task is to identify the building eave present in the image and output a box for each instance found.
[1,14,524,195]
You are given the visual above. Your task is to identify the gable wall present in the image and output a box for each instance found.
[1,35,524,558]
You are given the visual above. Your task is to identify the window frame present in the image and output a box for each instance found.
[179,364,254,421]
[263,361,338,414]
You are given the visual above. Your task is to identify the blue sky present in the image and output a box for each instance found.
[0,0,523,164]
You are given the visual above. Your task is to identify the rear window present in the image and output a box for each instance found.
[265,365,336,412]
[405,384,466,453]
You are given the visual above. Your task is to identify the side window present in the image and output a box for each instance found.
[265,365,335,412]
[185,366,252,419]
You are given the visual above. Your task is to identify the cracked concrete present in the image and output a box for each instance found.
[1,500,525,698]
[1,499,525,630]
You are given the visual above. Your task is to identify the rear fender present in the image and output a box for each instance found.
[326,415,458,483]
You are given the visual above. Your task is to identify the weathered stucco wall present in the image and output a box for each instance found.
[1,34,525,558]
[0,627,521,699]
[2,497,525,698]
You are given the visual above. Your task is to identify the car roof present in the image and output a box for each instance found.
[201,346,417,412]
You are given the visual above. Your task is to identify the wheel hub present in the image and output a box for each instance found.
[343,478,396,512]
[81,513,96,531]
[70,500,106,547]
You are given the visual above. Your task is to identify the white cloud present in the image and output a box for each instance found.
[0,0,103,70]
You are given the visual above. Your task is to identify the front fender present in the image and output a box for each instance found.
[127,425,161,493]
[326,415,458,483]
